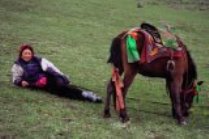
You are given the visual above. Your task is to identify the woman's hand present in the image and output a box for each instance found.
[21,80,29,87]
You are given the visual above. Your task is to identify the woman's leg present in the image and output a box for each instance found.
[57,85,102,103]
[45,74,102,103]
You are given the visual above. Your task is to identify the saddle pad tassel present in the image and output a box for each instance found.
[112,67,124,112]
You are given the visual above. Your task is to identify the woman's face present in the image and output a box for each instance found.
[21,49,33,62]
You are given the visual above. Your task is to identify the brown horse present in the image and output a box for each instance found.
[103,26,203,125]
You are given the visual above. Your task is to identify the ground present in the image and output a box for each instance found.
[0,0,209,138]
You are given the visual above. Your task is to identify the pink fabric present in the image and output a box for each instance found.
[35,77,47,88]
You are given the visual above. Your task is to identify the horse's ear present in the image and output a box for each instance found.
[197,81,204,86]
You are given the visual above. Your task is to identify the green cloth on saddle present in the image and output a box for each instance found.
[126,35,140,63]
[164,39,178,49]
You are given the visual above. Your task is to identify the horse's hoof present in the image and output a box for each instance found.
[121,116,130,123]
[180,121,188,126]
[103,110,111,118]
[103,113,111,118]
[121,120,131,128]
[178,120,188,126]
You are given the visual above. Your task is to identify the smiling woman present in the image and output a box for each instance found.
[11,44,102,103]
[20,47,33,62]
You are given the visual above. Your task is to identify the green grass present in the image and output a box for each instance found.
[0,0,209,138]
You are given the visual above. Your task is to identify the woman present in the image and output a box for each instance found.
[11,44,102,103]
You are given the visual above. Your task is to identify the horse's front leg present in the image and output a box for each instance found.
[119,67,137,123]
[180,96,190,117]
[168,79,187,125]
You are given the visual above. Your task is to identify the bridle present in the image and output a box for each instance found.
[182,81,199,104]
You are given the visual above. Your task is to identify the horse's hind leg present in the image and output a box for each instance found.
[103,79,114,118]
[119,64,138,122]
[103,67,124,118]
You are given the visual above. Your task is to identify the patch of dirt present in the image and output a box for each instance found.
[137,0,209,11]
[168,0,209,11]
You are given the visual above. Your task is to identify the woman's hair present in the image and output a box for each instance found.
[18,44,34,58]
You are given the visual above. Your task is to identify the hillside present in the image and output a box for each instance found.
[0,0,208,138]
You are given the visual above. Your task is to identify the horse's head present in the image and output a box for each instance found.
[182,81,204,110]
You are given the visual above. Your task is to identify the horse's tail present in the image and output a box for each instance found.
[107,35,124,71]
[107,32,126,109]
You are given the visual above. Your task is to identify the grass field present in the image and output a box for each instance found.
[0,0,209,138]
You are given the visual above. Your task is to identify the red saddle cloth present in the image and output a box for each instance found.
[132,29,184,64]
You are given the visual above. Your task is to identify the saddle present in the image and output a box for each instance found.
[124,23,184,64]
[140,22,163,45]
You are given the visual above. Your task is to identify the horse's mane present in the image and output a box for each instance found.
[184,49,197,87]
[177,36,197,88]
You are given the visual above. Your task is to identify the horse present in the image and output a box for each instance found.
[103,24,203,125]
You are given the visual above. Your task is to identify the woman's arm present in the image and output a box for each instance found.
[41,58,64,75]
[40,58,70,84]
[11,64,24,86]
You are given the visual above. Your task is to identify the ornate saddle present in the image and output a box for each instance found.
[140,22,163,45]
[124,23,185,64]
